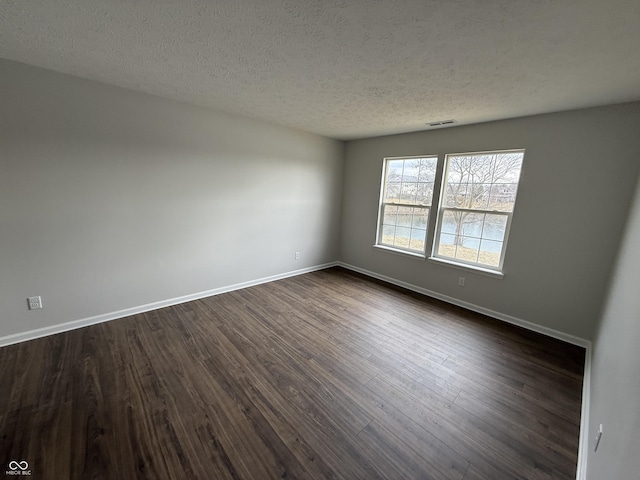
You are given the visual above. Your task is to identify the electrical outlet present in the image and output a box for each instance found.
[295,251,300,260]
[28,296,43,310]
[458,277,465,287]
[594,424,603,452]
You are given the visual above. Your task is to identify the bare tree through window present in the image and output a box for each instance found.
[437,151,524,267]
[376,149,524,271]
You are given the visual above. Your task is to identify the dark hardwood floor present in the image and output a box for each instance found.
[0,267,585,479]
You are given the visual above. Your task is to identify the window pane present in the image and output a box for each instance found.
[471,154,495,181]
[403,159,420,180]
[444,182,467,208]
[483,214,507,241]
[441,209,463,235]
[460,212,485,238]
[385,183,401,202]
[396,206,413,227]
[411,208,428,229]
[416,183,433,205]
[492,153,523,183]
[417,157,438,182]
[383,204,398,225]
[479,239,503,267]
[382,156,438,208]
[437,233,456,258]
[400,183,418,203]
[380,225,395,246]
[454,236,479,263]
[394,226,411,248]
[380,202,429,253]
[409,228,426,251]
[443,152,523,209]
[488,184,518,211]
[470,184,491,210]
[441,210,483,239]
[458,235,480,250]
[446,156,468,183]
[387,160,404,181]
[437,209,510,266]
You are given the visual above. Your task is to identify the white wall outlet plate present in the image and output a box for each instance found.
[27,296,43,310]
[594,424,603,452]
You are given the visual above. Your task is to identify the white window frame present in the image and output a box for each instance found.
[431,149,525,273]
[375,155,439,256]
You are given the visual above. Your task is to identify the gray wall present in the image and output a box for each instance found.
[587,173,640,479]
[340,104,640,340]
[0,59,344,339]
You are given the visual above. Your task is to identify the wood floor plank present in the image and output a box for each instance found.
[357,419,461,480]
[1,403,73,479]
[0,267,584,479]
[302,360,471,480]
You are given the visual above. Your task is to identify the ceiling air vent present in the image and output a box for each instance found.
[426,119,457,127]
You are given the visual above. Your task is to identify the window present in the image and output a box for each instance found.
[375,149,525,273]
[433,150,524,270]
[376,156,438,254]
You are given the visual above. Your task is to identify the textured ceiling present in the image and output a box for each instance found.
[1,0,640,140]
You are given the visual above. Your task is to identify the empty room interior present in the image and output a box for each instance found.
[1,1,639,479]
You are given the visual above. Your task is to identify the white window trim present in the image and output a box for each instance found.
[427,256,505,278]
[374,155,438,257]
[430,148,524,273]
[373,244,427,259]
[374,148,524,275]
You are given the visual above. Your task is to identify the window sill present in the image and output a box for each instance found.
[373,244,426,260]
[427,256,504,279]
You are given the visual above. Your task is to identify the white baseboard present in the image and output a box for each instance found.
[338,262,590,348]
[0,262,338,348]
[576,346,592,480]
[338,261,592,480]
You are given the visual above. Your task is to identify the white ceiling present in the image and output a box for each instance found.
[1,0,639,140]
